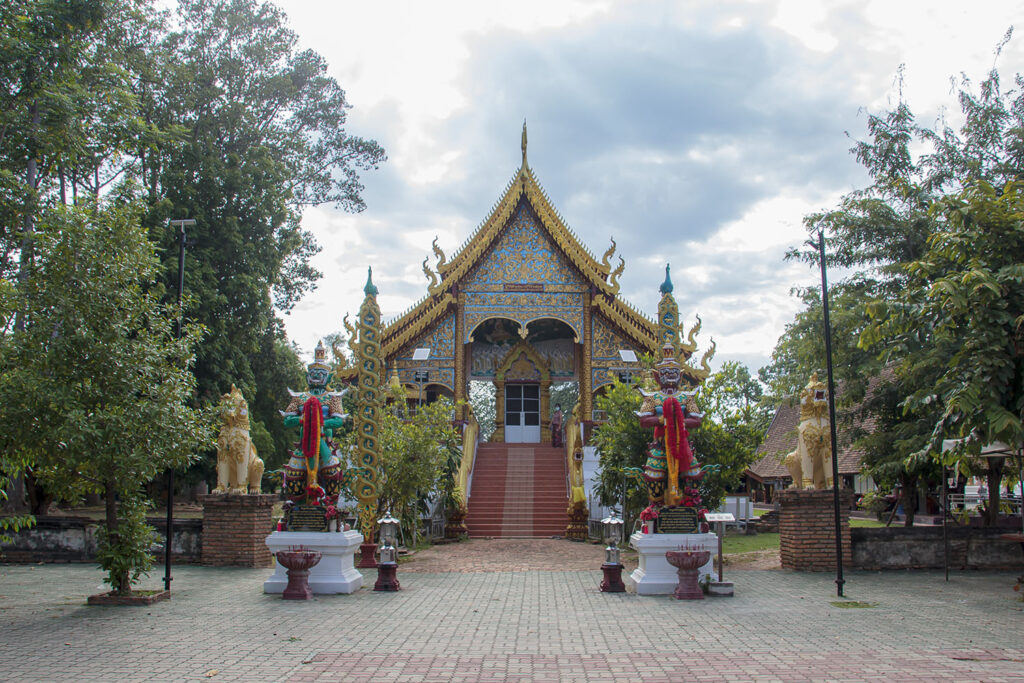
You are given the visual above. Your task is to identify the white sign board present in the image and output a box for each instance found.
[704,513,735,523]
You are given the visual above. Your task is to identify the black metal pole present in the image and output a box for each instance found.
[942,466,949,582]
[164,220,191,592]
[818,231,845,597]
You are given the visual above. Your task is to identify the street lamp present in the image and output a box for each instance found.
[374,511,401,591]
[599,510,625,592]
[163,218,195,594]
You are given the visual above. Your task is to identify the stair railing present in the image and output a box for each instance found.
[565,411,585,505]
[456,411,480,504]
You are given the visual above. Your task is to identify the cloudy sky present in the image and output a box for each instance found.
[270,0,1022,373]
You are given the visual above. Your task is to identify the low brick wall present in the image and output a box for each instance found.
[0,516,202,563]
[199,493,277,567]
[851,526,1024,570]
[779,488,853,571]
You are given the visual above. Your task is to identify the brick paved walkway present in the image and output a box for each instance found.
[1,539,1021,682]
[402,538,630,572]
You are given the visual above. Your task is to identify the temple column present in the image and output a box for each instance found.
[454,294,466,421]
[492,377,506,442]
[581,290,593,439]
[540,377,551,443]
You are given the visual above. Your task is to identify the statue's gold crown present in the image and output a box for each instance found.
[308,339,331,372]
[655,342,680,372]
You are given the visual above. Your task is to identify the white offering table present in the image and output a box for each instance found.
[627,531,716,595]
[264,529,364,594]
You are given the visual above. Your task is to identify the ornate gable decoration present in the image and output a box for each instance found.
[378,127,687,367]
[495,340,551,383]
[465,203,586,290]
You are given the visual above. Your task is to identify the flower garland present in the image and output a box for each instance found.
[300,395,323,491]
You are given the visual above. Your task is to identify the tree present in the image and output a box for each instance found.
[0,202,213,593]
[692,361,772,511]
[139,0,385,468]
[871,180,1024,524]
[349,391,461,546]
[772,48,1024,525]
[591,381,650,533]
[0,0,158,514]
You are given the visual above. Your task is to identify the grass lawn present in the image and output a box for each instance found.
[849,517,886,528]
[722,531,779,554]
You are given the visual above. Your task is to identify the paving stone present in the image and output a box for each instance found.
[0,540,1021,681]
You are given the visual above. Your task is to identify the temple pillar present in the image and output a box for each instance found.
[454,294,466,421]
[580,290,593,436]
[492,377,506,442]
[540,377,551,443]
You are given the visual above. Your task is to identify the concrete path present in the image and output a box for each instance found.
[0,540,1021,682]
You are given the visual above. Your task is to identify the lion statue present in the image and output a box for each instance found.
[784,374,833,490]
[213,384,265,494]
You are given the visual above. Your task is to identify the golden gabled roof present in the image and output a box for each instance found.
[374,143,669,363]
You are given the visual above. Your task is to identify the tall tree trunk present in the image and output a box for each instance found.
[984,457,1004,527]
[104,478,128,594]
[2,475,26,513]
[900,473,916,527]
[25,469,53,515]
[15,101,41,333]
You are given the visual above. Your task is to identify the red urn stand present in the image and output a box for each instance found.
[357,543,378,569]
[600,562,626,593]
[665,550,711,600]
[374,562,400,591]
[276,549,322,600]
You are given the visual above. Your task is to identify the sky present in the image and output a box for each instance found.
[268,0,1023,373]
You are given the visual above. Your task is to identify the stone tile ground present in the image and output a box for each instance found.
[0,539,1021,682]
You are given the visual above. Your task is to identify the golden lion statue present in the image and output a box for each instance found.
[784,374,833,490]
[213,384,265,494]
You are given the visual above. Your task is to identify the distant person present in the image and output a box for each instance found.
[551,404,563,447]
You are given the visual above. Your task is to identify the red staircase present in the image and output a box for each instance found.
[466,443,570,538]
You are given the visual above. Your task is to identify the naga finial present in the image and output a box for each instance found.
[609,255,625,294]
[699,338,717,375]
[521,119,528,168]
[431,236,449,274]
[685,314,702,349]
[364,266,378,296]
[660,263,673,294]
[422,257,439,294]
[600,237,617,274]
[343,313,359,356]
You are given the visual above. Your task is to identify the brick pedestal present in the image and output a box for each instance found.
[779,489,852,571]
[200,493,278,567]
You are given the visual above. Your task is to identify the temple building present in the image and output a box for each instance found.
[367,126,714,444]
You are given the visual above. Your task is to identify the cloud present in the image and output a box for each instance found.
[275,0,1024,376]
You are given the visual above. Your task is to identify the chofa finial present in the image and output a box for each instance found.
[521,119,528,168]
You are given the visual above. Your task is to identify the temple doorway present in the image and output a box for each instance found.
[504,383,540,443]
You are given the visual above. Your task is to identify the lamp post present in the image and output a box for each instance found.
[816,230,845,598]
[599,510,625,592]
[374,511,401,591]
[164,218,195,593]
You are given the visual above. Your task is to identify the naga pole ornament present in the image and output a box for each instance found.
[354,267,383,539]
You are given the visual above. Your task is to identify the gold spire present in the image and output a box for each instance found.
[521,119,528,168]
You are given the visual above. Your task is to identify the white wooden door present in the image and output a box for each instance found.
[505,384,541,443]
